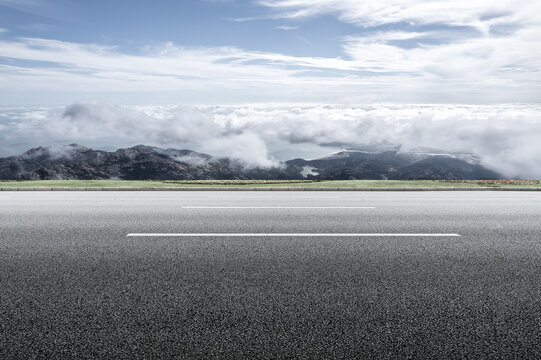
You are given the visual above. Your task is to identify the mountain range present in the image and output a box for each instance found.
[0,144,502,181]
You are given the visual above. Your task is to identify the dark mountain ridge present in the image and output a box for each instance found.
[0,144,502,180]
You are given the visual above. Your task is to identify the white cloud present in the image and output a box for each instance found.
[0,37,360,100]
[0,32,539,104]
[253,0,541,102]
[276,25,298,30]
[342,26,541,82]
[1,103,540,178]
[258,0,540,31]
[0,1,540,103]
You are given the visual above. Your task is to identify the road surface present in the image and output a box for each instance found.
[1,191,540,358]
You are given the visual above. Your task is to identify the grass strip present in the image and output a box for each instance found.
[0,179,540,188]
[163,180,316,185]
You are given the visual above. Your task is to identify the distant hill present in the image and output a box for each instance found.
[285,150,500,180]
[286,150,413,180]
[0,144,502,180]
[388,156,500,180]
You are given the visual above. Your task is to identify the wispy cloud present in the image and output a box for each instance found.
[0,0,45,11]
[276,25,298,30]
[17,23,55,32]
[257,0,540,32]
[0,32,539,104]
[0,1,539,104]
[0,0,64,19]
[249,0,541,102]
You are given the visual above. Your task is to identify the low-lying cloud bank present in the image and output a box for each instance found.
[0,102,540,178]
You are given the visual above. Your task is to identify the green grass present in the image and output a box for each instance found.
[1,180,540,188]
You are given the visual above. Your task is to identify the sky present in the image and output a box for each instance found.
[1,0,540,104]
[0,1,540,178]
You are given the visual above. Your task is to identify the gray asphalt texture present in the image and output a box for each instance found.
[1,191,540,359]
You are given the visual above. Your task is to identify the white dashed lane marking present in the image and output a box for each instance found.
[127,233,461,237]
[182,206,375,209]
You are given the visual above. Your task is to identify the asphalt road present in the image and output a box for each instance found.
[1,191,540,359]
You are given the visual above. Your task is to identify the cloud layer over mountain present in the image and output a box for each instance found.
[1,102,540,178]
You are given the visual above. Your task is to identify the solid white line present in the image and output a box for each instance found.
[127,233,460,237]
[182,206,375,209]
